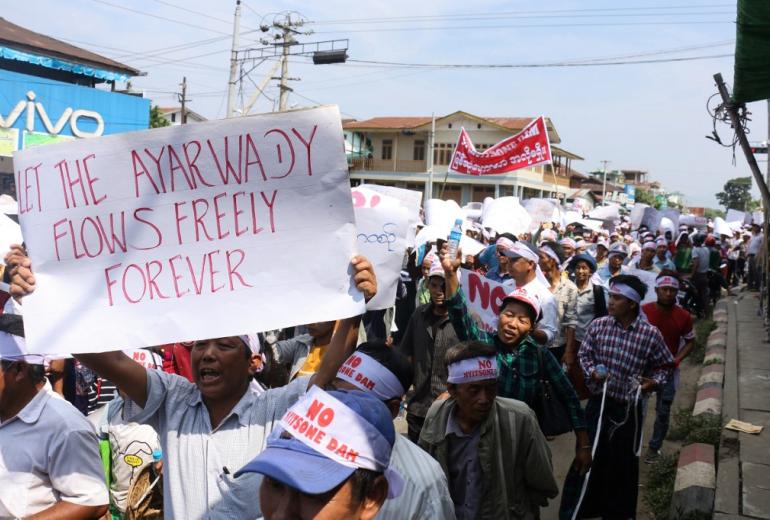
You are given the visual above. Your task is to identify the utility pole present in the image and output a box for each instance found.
[279,19,291,111]
[178,76,187,124]
[600,160,610,206]
[425,113,435,202]
[226,0,242,118]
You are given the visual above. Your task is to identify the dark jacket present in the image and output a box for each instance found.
[419,397,559,520]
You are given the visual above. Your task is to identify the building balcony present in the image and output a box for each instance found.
[349,157,428,173]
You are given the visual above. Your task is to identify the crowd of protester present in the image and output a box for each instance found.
[0,210,764,519]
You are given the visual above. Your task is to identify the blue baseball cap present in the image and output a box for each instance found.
[569,253,598,273]
[235,389,401,497]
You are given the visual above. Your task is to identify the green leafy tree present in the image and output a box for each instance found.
[635,188,661,209]
[704,207,726,219]
[716,176,753,211]
[149,105,170,128]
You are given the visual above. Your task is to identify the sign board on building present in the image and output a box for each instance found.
[0,69,149,157]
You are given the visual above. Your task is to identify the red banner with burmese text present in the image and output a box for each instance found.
[448,116,552,176]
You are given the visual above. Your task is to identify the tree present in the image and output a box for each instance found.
[635,188,661,209]
[716,176,753,211]
[704,207,726,219]
[149,105,170,128]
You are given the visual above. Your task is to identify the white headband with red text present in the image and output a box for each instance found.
[337,352,405,401]
[447,356,498,384]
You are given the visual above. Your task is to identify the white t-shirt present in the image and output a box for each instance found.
[0,390,108,517]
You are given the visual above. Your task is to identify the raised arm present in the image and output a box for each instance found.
[309,255,376,389]
[6,245,151,407]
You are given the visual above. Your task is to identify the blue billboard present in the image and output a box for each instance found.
[0,68,149,156]
[624,184,636,205]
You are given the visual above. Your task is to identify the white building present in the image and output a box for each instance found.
[159,106,206,126]
[344,111,584,204]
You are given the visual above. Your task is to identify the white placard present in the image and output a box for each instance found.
[352,187,408,311]
[424,198,463,235]
[725,208,746,224]
[641,207,663,231]
[360,184,422,246]
[588,204,620,221]
[522,198,558,225]
[629,203,648,229]
[753,211,764,225]
[661,209,680,232]
[713,217,732,237]
[13,105,365,355]
[459,268,507,333]
[482,196,531,236]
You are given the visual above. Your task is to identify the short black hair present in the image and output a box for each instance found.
[609,274,648,300]
[444,341,496,370]
[0,359,46,384]
[356,342,413,396]
[348,468,385,504]
[540,240,565,264]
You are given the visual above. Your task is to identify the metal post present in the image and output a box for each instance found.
[600,160,610,206]
[226,0,241,118]
[713,73,770,207]
[426,113,435,202]
[179,76,187,124]
[278,16,291,112]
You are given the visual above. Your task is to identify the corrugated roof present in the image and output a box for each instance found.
[0,17,140,76]
[344,117,432,130]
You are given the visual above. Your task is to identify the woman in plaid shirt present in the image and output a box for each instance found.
[440,246,592,478]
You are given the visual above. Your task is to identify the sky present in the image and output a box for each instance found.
[4,0,766,208]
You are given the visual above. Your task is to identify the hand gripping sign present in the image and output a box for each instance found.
[12,105,364,355]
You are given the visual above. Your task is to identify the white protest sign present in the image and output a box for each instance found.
[621,268,658,305]
[459,268,508,334]
[360,184,422,246]
[481,196,531,236]
[13,105,365,355]
[588,204,620,221]
[641,207,663,232]
[629,203,648,229]
[661,209,680,232]
[659,217,675,236]
[713,217,732,237]
[424,198,463,235]
[753,211,764,225]
[459,235,486,256]
[522,198,558,225]
[352,187,408,311]
[725,208,746,224]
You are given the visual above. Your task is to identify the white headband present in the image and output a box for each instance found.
[642,241,657,250]
[240,334,266,373]
[503,242,539,263]
[540,245,560,265]
[447,356,498,384]
[279,386,404,498]
[337,352,405,401]
[655,276,680,289]
[609,282,642,303]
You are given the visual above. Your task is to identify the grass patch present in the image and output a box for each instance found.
[668,409,722,446]
[643,451,679,520]
[690,319,716,364]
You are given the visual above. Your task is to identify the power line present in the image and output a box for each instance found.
[152,0,260,32]
[314,20,733,34]
[89,0,231,35]
[310,4,733,24]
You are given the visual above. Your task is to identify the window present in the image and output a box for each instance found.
[413,140,425,161]
[448,123,453,129]
[171,113,176,122]
[381,139,393,160]
[477,123,482,129]
[433,143,455,165]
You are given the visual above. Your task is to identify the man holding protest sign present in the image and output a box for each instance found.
[7,246,377,520]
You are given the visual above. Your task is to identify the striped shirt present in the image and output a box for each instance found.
[578,314,673,402]
[376,435,455,519]
[124,370,307,519]
[550,278,578,348]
